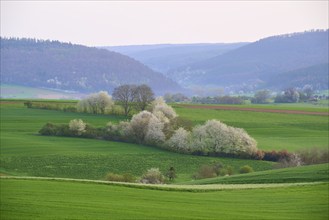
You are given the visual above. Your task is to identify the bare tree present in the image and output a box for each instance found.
[112,84,137,116]
[135,84,154,111]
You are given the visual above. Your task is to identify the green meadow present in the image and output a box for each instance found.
[184,163,329,185]
[173,104,328,151]
[1,179,328,220]
[0,100,328,219]
[0,101,273,182]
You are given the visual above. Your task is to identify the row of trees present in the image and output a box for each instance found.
[40,97,259,159]
[77,84,154,116]
[164,85,326,104]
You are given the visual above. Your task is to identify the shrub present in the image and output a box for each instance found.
[55,124,72,136]
[166,127,191,153]
[39,123,58,136]
[140,168,165,184]
[275,153,302,168]
[105,172,136,183]
[297,147,329,165]
[191,120,258,157]
[193,165,217,179]
[81,125,103,139]
[263,150,293,162]
[239,165,254,174]
[69,119,86,136]
[77,91,114,114]
[165,167,177,181]
[24,101,33,108]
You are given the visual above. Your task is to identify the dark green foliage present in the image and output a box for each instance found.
[24,101,33,108]
[165,167,177,181]
[239,165,254,174]
[39,123,58,136]
[24,101,77,112]
[251,90,271,104]
[275,88,300,103]
[191,96,244,105]
[194,163,236,180]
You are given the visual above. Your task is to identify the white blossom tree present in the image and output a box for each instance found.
[77,91,113,114]
[166,127,191,153]
[69,119,86,136]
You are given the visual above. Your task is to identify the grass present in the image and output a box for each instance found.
[0,99,327,181]
[173,104,329,151]
[0,101,273,182]
[183,163,329,185]
[1,178,328,220]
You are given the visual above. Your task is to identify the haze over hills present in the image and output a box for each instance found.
[167,30,328,93]
[104,43,248,74]
[0,38,182,95]
[1,30,328,98]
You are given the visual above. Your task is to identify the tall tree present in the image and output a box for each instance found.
[112,84,137,116]
[135,84,154,111]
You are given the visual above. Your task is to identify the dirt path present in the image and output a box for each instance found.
[179,104,329,116]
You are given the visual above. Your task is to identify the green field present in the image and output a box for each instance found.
[1,100,328,219]
[1,179,328,220]
[184,163,329,185]
[173,104,328,151]
[0,101,273,182]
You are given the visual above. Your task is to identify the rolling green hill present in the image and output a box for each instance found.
[1,179,328,220]
[173,104,329,151]
[184,163,329,185]
[0,101,273,182]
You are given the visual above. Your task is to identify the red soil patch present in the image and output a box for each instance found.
[179,104,329,116]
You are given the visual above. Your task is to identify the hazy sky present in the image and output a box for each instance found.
[1,1,328,46]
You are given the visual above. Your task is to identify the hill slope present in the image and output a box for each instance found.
[0,38,182,95]
[169,30,329,91]
[104,43,248,74]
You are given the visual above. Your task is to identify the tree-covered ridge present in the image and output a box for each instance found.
[168,30,329,92]
[0,37,182,95]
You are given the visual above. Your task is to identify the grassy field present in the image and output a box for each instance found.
[173,104,328,151]
[1,99,328,219]
[1,178,328,220]
[0,101,273,182]
[184,163,329,185]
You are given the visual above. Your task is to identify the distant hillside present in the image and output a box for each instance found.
[168,30,329,92]
[0,38,182,95]
[104,43,248,74]
[0,84,85,99]
[266,63,329,90]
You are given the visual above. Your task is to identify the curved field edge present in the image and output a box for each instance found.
[0,176,326,192]
[1,179,328,220]
[182,163,329,185]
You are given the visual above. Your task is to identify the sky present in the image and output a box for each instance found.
[1,1,328,46]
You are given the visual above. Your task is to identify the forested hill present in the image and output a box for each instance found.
[0,38,182,94]
[168,30,329,91]
[104,43,248,74]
